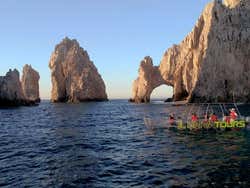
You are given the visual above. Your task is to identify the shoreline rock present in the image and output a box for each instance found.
[49,37,108,103]
[164,98,173,103]
[131,0,250,103]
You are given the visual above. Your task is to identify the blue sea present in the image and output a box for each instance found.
[0,100,250,187]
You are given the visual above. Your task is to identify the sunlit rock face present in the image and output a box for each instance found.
[224,0,240,8]
[130,56,169,103]
[22,64,40,103]
[49,37,108,103]
[224,0,250,9]
[131,0,250,103]
[0,69,25,106]
[0,66,40,106]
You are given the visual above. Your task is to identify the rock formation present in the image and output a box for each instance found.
[0,66,40,106]
[49,37,108,102]
[130,56,169,103]
[0,69,25,106]
[22,64,40,103]
[131,0,250,103]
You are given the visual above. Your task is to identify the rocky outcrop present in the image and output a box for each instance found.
[49,37,108,102]
[0,69,25,106]
[22,65,40,103]
[0,66,40,106]
[130,56,169,103]
[131,0,250,103]
[223,0,248,8]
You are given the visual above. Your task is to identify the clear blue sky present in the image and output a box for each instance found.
[0,0,210,99]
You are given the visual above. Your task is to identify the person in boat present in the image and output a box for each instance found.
[210,113,218,122]
[203,114,210,123]
[229,108,238,121]
[223,112,231,124]
[202,114,210,128]
[191,113,198,122]
[168,114,175,125]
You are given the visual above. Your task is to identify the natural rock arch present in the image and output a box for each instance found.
[150,84,173,100]
[130,56,188,103]
[130,57,165,103]
[131,0,250,103]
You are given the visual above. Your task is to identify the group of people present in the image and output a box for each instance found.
[168,108,238,125]
[191,112,218,123]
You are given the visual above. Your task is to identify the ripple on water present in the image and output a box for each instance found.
[0,100,249,187]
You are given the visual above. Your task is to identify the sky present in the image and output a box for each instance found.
[0,0,210,99]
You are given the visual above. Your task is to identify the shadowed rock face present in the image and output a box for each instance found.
[49,37,108,103]
[0,66,40,106]
[131,0,250,103]
[22,65,40,103]
[0,69,25,105]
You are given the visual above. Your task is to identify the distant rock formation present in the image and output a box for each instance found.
[49,37,108,102]
[0,66,40,106]
[130,56,167,103]
[22,64,40,103]
[0,69,25,106]
[131,0,250,103]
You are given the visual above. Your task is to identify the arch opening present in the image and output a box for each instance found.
[150,84,173,102]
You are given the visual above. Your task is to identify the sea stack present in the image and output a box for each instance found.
[0,66,40,106]
[22,64,40,103]
[0,69,25,106]
[131,0,250,103]
[49,37,108,103]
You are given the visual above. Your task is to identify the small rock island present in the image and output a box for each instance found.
[22,65,40,103]
[49,37,108,103]
[131,0,250,103]
[0,65,40,106]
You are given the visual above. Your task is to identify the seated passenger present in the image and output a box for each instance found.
[203,114,210,123]
[210,113,218,122]
[191,113,198,122]
[168,114,175,125]
[230,108,238,121]
[223,112,231,124]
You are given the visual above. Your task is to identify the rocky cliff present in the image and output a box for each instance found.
[0,69,25,106]
[22,64,40,103]
[131,0,250,103]
[49,37,108,102]
[0,66,40,106]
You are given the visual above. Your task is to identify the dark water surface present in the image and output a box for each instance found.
[0,100,250,187]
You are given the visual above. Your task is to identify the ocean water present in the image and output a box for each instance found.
[0,100,250,187]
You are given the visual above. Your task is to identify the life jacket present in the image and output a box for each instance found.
[191,115,198,122]
[210,115,218,122]
[230,111,237,120]
[225,116,231,124]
